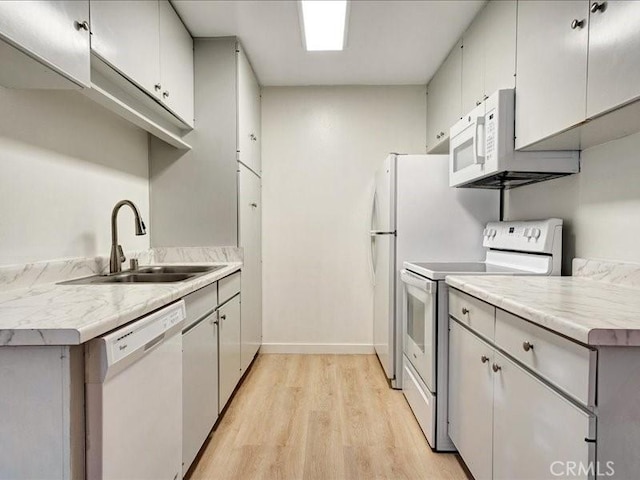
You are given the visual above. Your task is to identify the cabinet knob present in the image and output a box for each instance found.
[249,133,257,141]
[163,91,170,98]
[74,20,90,31]
[590,1,606,13]
[461,307,469,315]
[154,83,162,92]
[481,355,490,364]
[250,202,258,208]
[570,19,585,29]
[439,131,445,137]
[522,341,534,352]
[220,314,227,321]
[483,94,489,100]
[475,100,482,106]
[492,363,502,373]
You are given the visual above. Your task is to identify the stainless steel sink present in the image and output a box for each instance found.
[58,265,224,285]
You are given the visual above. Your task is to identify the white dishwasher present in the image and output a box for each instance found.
[85,300,186,480]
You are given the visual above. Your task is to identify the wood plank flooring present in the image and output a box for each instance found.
[188,354,469,480]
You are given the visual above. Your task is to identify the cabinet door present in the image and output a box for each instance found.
[0,1,90,87]
[587,0,640,117]
[482,0,516,96]
[159,0,194,127]
[461,7,485,113]
[218,294,241,411]
[426,39,462,153]
[515,0,589,149]
[182,314,218,475]
[90,0,161,98]
[493,351,595,480]
[448,320,494,480]
[238,164,262,372]
[237,44,262,174]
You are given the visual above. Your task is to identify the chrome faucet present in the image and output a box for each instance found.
[110,200,146,274]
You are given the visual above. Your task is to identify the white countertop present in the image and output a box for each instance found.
[445,273,640,347]
[0,247,242,346]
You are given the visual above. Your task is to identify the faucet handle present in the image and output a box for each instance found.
[118,245,126,264]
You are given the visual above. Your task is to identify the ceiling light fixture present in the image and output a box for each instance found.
[299,0,348,51]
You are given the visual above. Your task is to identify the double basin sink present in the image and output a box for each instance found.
[60,265,224,285]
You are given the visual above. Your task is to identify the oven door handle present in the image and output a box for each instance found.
[401,270,436,293]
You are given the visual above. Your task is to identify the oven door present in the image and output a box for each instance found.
[401,269,437,391]
[449,102,487,187]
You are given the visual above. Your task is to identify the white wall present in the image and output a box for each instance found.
[261,86,426,353]
[0,87,149,265]
[506,132,640,274]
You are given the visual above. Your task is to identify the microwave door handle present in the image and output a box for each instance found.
[473,116,486,165]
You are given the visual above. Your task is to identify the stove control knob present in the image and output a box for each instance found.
[532,228,541,240]
[491,229,497,238]
[483,228,489,237]
[523,228,532,238]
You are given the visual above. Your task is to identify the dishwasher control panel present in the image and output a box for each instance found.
[105,300,186,364]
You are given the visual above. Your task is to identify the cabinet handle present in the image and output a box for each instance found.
[249,134,257,141]
[461,307,469,315]
[475,100,482,106]
[522,341,534,352]
[492,363,502,373]
[163,91,170,98]
[570,19,585,29]
[74,20,90,31]
[250,202,258,208]
[483,94,489,101]
[436,133,441,140]
[590,1,606,13]
[439,131,445,137]
[220,314,227,321]
[481,355,490,364]
[154,84,162,92]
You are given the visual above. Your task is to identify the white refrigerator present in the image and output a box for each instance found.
[370,154,499,388]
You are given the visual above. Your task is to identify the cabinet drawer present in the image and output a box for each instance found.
[183,282,218,330]
[495,309,596,406]
[219,271,241,304]
[449,289,495,341]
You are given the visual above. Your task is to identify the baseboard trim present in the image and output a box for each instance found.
[260,343,375,354]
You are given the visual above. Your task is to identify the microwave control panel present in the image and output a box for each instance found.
[485,107,497,165]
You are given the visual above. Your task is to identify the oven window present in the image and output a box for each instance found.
[407,293,425,353]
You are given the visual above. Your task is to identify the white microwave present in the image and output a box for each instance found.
[449,89,580,189]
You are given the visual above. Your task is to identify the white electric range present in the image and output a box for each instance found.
[400,218,563,451]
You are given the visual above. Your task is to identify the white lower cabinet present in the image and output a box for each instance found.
[182,311,218,475]
[449,317,595,480]
[218,294,242,411]
[493,350,595,480]
[448,320,494,480]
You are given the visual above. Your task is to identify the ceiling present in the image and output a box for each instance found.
[172,0,486,86]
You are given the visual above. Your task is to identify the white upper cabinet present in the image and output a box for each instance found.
[90,0,161,98]
[461,0,516,114]
[482,1,517,100]
[237,44,262,175]
[586,0,640,117]
[461,14,485,114]
[426,39,462,154]
[159,0,194,126]
[0,0,90,88]
[90,0,194,127]
[515,0,589,150]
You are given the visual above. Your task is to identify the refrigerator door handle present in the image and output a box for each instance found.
[370,230,395,235]
[368,188,378,284]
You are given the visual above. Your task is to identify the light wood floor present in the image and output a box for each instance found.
[189,354,470,480]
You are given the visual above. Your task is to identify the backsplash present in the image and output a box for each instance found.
[573,258,640,288]
[0,247,242,291]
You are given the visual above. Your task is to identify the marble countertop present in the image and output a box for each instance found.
[0,247,242,346]
[446,271,640,346]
